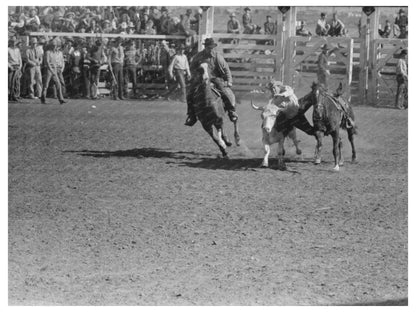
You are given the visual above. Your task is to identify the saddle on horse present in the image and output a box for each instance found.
[318,88,355,129]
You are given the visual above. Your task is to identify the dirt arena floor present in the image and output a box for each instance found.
[8,96,407,305]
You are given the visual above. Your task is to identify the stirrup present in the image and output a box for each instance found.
[228,111,238,122]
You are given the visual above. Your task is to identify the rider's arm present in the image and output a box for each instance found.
[216,53,232,85]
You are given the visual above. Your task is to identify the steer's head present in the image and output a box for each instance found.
[251,100,278,134]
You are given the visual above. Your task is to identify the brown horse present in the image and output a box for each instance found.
[192,63,240,158]
[300,82,357,171]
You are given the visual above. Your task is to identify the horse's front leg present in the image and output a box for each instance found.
[288,128,302,155]
[233,119,241,146]
[339,136,344,166]
[314,131,324,164]
[331,130,340,171]
[348,128,357,163]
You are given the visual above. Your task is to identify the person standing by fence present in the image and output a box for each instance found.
[8,36,22,102]
[41,38,66,104]
[25,37,43,100]
[395,49,407,109]
[168,44,191,103]
[123,40,140,99]
[108,37,125,100]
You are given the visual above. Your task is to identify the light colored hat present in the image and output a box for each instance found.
[120,22,127,29]
[230,13,236,18]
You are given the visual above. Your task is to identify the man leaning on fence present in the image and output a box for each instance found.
[184,38,238,127]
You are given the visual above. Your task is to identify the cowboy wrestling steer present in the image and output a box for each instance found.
[251,100,302,169]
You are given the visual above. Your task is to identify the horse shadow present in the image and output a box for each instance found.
[63,148,212,160]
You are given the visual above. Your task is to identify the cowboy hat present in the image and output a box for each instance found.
[203,37,217,48]
[230,13,236,18]
[399,8,405,14]
[400,49,407,55]
[244,7,251,11]
[179,43,186,50]
[186,9,193,15]
[65,11,75,18]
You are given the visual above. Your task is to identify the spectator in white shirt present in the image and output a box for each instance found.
[168,44,191,102]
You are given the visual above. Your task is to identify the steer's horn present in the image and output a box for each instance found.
[251,100,263,111]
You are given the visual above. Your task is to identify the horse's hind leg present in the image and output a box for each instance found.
[348,128,357,163]
[288,128,302,155]
[331,131,340,171]
[314,131,324,164]
[204,124,228,158]
[339,137,344,166]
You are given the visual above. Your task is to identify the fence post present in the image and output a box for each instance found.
[358,12,369,105]
[368,7,380,105]
[281,6,296,86]
[198,6,214,51]
[345,38,354,102]
[275,10,284,81]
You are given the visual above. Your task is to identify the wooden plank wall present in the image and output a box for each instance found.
[369,39,408,107]
[212,34,279,96]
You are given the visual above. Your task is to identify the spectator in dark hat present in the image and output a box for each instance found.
[242,7,255,34]
[184,37,237,126]
[316,12,330,36]
[264,15,276,35]
[394,8,407,38]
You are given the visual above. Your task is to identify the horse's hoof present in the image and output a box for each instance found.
[339,160,344,166]
[260,163,268,168]
[351,158,357,164]
[333,165,340,171]
[296,149,302,155]
[225,141,232,147]
[223,154,230,160]
[314,159,321,165]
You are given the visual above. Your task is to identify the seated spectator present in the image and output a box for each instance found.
[161,10,172,35]
[378,20,392,38]
[167,16,183,35]
[119,22,128,34]
[394,8,408,39]
[316,12,330,36]
[139,12,150,33]
[159,7,169,34]
[25,7,41,32]
[242,7,255,34]
[328,12,346,37]
[296,21,312,37]
[102,20,113,33]
[127,22,136,34]
[264,15,276,35]
[86,17,102,33]
[227,13,241,34]
[144,19,157,35]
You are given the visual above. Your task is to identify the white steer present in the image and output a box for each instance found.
[252,100,302,169]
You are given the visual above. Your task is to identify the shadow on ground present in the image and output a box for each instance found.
[339,297,408,306]
[65,147,326,172]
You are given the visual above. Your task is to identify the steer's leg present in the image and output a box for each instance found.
[233,120,241,146]
[261,141,270,168]
[221,128,232,147]
[277,138,287,170]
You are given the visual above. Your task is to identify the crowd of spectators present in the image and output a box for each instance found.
[8,6,203,102]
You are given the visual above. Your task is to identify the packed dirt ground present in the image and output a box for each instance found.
[8,96,407,305]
